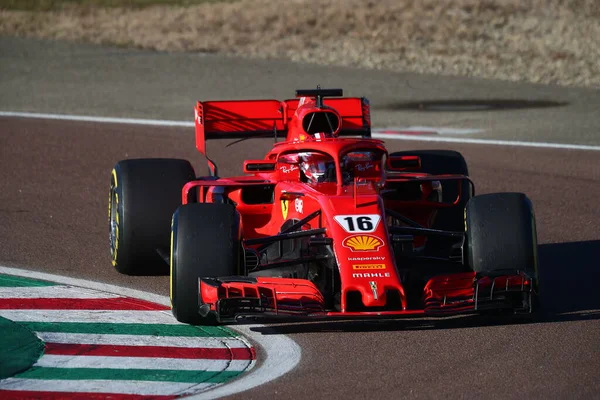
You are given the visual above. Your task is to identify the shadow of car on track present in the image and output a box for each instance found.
[537,240,600,314]
[248,240,600,335]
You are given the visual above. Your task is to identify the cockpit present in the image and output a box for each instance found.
[277,148,385,186]
[340,150,384,184]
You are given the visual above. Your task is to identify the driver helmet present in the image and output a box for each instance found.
[299,152,335,184]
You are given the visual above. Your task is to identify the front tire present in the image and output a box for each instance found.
[465,192,539,313]
[465,192,538,279]
[170,203,241,325]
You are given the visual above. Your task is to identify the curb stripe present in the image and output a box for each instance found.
[17,367,242,384]
[0,276,56,287]
[0,379,212,395]
[0,310,184,324]
[36,332,248,348]
[0,390,175,400]
[0,298,171,310]
[0,267,300,399]
[44,343,255,360]
[20,322,236,337]
[36,355,253,372]
[0,268,177,307]
[0,286,119,299]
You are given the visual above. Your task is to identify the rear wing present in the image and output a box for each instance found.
[194,97,371,155]
[194,100,284,155]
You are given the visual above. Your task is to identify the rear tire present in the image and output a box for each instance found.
[388,150,472,231]
[109,158,195,275]
[389,149,469,176]
[170,203,241,325]
[465,192,538,280]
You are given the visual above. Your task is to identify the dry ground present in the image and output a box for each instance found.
[1,0,599,88]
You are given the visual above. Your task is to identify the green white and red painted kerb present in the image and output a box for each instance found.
[0,274,255,399]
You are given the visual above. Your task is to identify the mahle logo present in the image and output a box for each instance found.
[353,272,391,278]
[342,235,384,252]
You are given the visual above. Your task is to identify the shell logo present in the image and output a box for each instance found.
[342,235,384,252]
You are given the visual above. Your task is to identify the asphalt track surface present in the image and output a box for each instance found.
[1,37,599,398]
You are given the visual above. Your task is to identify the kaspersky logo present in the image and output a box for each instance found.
[342,235,384,252]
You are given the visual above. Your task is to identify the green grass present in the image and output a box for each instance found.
[0,0,231,11]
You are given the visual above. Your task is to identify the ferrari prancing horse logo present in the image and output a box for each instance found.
[370,281,379,300]
[281,199,289,219]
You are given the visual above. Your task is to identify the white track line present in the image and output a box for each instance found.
[1,110,599,151]
[374,126,483,135]
[371,131,600,151]
[0,111,193,127]
[0,266,302,400]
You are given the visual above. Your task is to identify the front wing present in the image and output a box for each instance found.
[197,272,536,323]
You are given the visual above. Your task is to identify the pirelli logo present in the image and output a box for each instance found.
[352,264,386,270]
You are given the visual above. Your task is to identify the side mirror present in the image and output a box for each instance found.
[386,155,421,171]
[243,160,277,173]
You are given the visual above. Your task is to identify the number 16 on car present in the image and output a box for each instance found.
[334,215,381,233]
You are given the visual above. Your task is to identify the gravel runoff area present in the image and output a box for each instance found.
[1,0,599,88]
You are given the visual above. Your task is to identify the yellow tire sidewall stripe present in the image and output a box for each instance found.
[110,168,119,267]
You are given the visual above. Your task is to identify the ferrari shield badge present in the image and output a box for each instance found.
[281,199,289,219]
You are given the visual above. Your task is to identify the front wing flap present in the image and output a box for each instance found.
[198,272,536,323]
[199,277,326,323]
[423,271,536,314]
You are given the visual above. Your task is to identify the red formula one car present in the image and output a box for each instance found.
[108,88,539,325]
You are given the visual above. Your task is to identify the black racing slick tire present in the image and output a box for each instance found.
[389,149,472,233]
[389,149,469,177]
[170,203,241,325]
[465,192,538,282]
[109,158,195,275]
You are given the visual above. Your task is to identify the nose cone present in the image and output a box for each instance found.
[325,198,407,311]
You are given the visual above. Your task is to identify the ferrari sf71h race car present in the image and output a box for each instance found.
[108,88,539,325]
